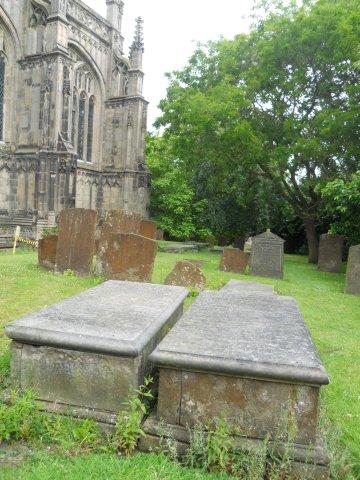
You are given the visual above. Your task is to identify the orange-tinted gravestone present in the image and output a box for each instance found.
[38,235,58,270]
[219,248,250,274]
[165,260,206,290]
[102,233,157,283]
[140,220,157,240]
[56,209,97,276]
[97,210,142,274]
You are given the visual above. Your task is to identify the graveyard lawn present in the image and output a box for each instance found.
[0,247,359,478]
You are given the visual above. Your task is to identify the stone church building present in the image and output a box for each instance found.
[0,0,150,237]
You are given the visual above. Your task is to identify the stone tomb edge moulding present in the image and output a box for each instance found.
[250,230,285,279]
[140,291,329,479]
[5,281,188,425]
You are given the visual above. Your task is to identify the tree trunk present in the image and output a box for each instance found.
[303,217,319,264]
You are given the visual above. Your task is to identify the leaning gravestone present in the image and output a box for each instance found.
[101,233,157,282]
[140,291,329,478]
[250,230,284,279]
[165,260,206,290]
[96,210,142,274]
[38,235,58,270]
[345,245,360,296]
[56,208,97,276]
[318,234,344,273]
[219,247,250,274]
[140,220,157,240]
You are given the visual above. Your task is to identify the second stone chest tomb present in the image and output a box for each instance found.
[142,287,330,478]
[5,281,188,424]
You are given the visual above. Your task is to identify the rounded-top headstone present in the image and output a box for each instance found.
[165,260,206,290]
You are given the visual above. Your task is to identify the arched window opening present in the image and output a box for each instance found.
[62,66,71,139]
[71,90,77,145]
[28,3,47,55]
[77,92,86,159]
[87,96,95,162]
[0,56,5,141]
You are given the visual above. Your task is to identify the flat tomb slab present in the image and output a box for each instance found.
[6,281,188,418]
[220,280,275,295]
[150,291,329,447]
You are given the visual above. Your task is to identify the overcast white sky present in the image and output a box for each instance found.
[87,0,254,128]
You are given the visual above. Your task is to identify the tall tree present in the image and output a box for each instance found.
[157,0,360,262]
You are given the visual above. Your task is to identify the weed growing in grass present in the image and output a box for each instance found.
[0,348,10,389]
[115,377,154,456]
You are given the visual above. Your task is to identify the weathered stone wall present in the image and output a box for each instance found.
[0,0,150,236]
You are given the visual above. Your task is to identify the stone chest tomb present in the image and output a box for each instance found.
[5,281,188,424]
[250,230,285,279]
[141,290,329,478]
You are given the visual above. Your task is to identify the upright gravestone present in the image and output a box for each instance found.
[141,291,329,478]
[6,281,188,425]
[219,248,250,274]
[250,230,284,279]
[140,220,157,240]
[102,233,157,282]
[345,245,360,296]
[96,210,142,274]
[56,209,97,276]
[38,235,58,270]
[318,234,344,273]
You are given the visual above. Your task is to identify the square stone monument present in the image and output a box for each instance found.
[250,230,284,279]
[56,209,97,276]
[318,234,344,273]
[345,245,360,296]
[5,281,188,425]
[140,291,329,478]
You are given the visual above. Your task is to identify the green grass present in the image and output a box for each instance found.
[0,247,359,478]
[0,452,225,480]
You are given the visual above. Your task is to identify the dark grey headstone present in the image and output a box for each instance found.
[345,245,360,296]
[150,291,328,385]
[250,230,284,279]
[318,234,344,273]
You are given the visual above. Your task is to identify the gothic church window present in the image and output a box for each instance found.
[69,49,102,163]
[77,92,86,160]
[87,96,95,162]
[71,90,77,145]
[28,3,48,55]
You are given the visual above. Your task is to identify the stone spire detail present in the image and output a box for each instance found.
[130,17,144,69]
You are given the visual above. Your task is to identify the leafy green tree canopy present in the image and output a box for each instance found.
[156,0,360,261]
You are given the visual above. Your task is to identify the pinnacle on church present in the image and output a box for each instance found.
[130,16,144,54]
